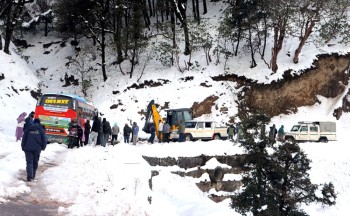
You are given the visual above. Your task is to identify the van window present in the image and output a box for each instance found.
[197,122,204,129]
[205,122,212,128]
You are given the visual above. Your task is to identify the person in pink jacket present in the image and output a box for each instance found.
[16,112,27,141]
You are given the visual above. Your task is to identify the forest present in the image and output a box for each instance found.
[0,0,350,81]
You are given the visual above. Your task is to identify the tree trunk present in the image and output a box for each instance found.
[195,0,200,23]
[203,0,207,14]
[147,0,152,16]
[0,34,2,50]
[3,0,13,54]
[116,1,123,64]
[271,21,286,73]
[293,20,315,64]
[234,28,241,56]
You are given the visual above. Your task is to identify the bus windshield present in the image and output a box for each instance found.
[40,95,73,112]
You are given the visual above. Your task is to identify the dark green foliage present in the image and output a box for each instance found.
[231,113,336,216]
[54,0,94,38]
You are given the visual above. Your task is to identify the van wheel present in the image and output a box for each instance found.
[286,137,294,143]
[213,134,221,140]
[185,134,193,141]
[319,137,328,143]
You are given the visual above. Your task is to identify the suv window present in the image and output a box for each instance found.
[310,126,318,132]
[291,125,300,132]
[301,126,308,132]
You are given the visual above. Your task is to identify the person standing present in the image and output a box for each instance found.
[269,124,277,142]
[178,120,186,142]
[123,123,132,143]
[227,124,235,141]
[163,122,170,143]
[68,119,79,148]
[158,120,163,143]
[277,125,285,141]
[23,111,35,132]
[111,122,120,145]
[97,117,104,146]
[84,120,91,145]
[91,116,100,145]
[148,123,156,144]
[101,118,111,147]
[21,119,47,181]
[16,112,27,141]
[132,122,139,145]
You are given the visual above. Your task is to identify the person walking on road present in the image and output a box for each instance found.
[21,119,47,181]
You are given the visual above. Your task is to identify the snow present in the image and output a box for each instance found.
[1,1,350,215]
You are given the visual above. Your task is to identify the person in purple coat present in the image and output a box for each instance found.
[16,112,27,141]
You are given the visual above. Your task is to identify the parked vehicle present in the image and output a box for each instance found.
[142,100,193,140]
[284,121,336,143]
[171,120,228,141]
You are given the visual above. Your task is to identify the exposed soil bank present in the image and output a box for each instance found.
[212,53,350,117]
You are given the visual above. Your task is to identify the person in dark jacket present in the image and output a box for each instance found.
[91,116,101,146]
[148,123,156,144]
[123,123,132,143]
[23,111,35,132]
[21,118,47,181]
[68,119,80,148]
[269,124,277,142]
[102,118,111,147]
[227,124,235,141]
[84,120,91,145]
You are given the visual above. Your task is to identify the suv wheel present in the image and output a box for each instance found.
[319,137,328,143]
[185,134,193,141]
[213,134,221,140]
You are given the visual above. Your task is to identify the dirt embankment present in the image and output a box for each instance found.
[215,54,350,117]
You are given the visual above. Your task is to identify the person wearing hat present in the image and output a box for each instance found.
[23,111,35,132]
[21,118,47,181]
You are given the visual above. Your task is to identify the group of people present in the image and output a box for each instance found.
[268,124,285,142]
[122,122,139,145]
[16,111,47,182]
[226,122,243,142]
[80,116,120,148]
